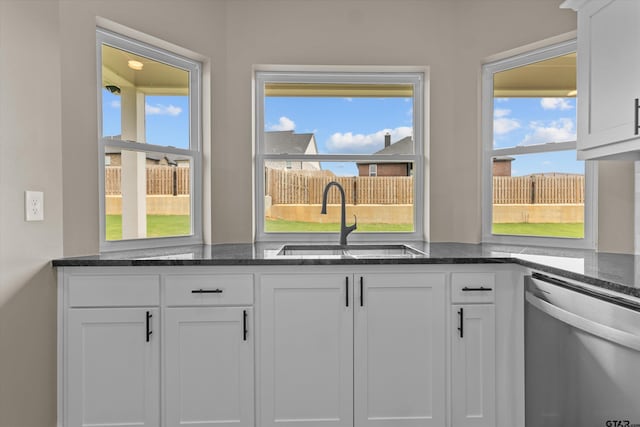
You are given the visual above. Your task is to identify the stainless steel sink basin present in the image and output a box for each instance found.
[276,244,426,258]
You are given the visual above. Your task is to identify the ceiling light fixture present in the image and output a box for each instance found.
[105,85,121,94]
[128,60,144,71]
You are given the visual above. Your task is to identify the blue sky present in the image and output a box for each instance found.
[103,90,582,177]
[264,95,582,177]
[493,97,583,176]
[102,90,190,149]
[265,96,413,175]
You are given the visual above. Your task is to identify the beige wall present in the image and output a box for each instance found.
[0,1,635,426]
[598,161,635,253]
[55,0,588,250]
[0,2,63,426]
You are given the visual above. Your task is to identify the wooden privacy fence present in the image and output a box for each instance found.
[493,175,584,204]
[105,166,190,195]
[266,168,413,205]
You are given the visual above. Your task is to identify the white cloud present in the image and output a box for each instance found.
[110,100,121,109]
[145,103,182,116]
[493,108,520,135]
[494,117,520,135]
[520,118,576,145]
[540,98,573,110]
[269,116,296,131]
[327,127,413,154]
[344,98,353,102]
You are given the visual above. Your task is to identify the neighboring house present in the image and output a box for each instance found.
[357,134,414,176]
[105,151,190,167]
[264,130,321,171]
[104,136,190,167]
[492,156,514,176]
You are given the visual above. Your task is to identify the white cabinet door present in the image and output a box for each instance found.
[164,307,254,427]
[451,305,496,427]
[576,0,640,156]
[354,273,446,427]
[67,308,159,427]
[259,273,353,427]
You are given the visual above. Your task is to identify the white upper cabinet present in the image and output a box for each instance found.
[563,0,640,159]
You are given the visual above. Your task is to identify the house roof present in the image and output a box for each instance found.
[264,130,317,154]
[373,136,413,155]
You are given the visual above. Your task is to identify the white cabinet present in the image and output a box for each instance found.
[58,265,524,427]
[563,0,640,159]
[258,271,446,427]
[164,307,254,427]
[258,273,354,427]
[450,273,496,427]
[67,308,160,427]
[354,273,446,427]
[58,269,254,427]
[451,305,496,427]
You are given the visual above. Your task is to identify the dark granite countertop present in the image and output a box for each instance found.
[52,242,640,299]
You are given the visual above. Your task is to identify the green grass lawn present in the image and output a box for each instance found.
[265,218,413,233]
[106,216,582,239]
[492,222,584,238]
[106,215,191,240]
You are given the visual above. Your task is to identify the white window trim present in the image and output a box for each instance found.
[481,39,597,249]
[369,164,378,177]
[97,28,202,251]
[254,66,428,243]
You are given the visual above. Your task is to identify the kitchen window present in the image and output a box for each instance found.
[481,39,596,248]
[97,28,202,251]
[254,68,426,242]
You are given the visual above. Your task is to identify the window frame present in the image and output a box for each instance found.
[481,39,597,249]
[254,67,427,243]
[97,28,202,251]
[369,164,378,177]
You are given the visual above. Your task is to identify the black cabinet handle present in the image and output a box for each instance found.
[243,310,248,341]
[191,288,223,294]
[345,277,349,307]
[360,277,364,307]
[635,98,639,135]
[146,311,152,342]
[462,286,493,292]
[457,308,464,338]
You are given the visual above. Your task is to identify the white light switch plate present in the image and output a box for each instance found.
[25,191,44,221]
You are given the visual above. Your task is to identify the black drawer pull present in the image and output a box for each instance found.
[458,308,464,338]
[146,311,152,342]
[191,288,223,294]
[345,277,349,307]
[635,98,639,135]
[462,286,492,292]
[243,310,248,341]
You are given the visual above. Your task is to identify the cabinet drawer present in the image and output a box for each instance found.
[165,274,253,306]
[451,273,495,303]
[68,275,160,307]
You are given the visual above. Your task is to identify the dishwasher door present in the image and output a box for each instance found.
[525,273,640,427]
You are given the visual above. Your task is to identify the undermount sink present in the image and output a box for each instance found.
[276,244,426,258]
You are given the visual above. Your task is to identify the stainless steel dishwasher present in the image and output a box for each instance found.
[525,272,640,427]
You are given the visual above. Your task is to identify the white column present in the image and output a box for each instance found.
[120,87,146,239]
